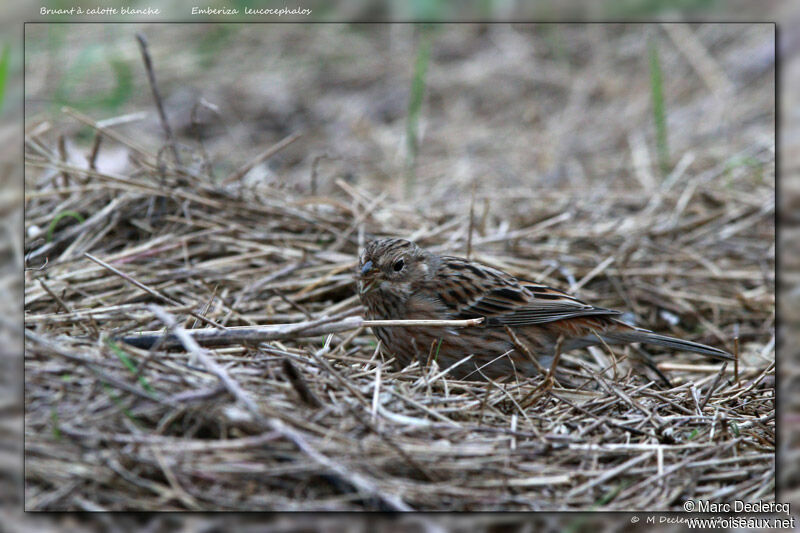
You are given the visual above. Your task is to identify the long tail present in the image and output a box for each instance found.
[604,325,733,361]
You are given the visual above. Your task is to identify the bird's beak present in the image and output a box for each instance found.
[360,260,373,277]
[358,260,377,294]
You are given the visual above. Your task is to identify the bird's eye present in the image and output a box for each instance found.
[393,258,405,272]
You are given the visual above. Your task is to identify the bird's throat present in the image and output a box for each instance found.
[362,284,409,320]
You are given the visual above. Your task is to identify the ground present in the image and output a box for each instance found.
[23,23,774,511]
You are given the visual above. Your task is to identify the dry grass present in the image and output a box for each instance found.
[23,23,774,511]
[23,147,774,511]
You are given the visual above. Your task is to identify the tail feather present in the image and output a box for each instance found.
[604,328,733,361]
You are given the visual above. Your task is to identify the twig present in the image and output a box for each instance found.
[148,305,259,415]
[136,33,181,167]
[504,325,547,376]
[24,329,167,403]
[61,106,151,158]
[87,131,103,171]
[84,252,226,330]
[57,135,70,188]
[282,358,323,408]
[222,131,303,185]
[307,336,438,483]
[545,335,565,387]
[699,361,728,412]
[566,451,654,498]
[570,255,614,294]
[310,153,340,195]
[661,23,734,97]
[267,417,413,511]
[37,278,94,336]
[365,318,484,327]
[119,317,484,349]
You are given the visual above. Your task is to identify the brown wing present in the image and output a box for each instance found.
[431,257,621,326]
[458,283,621,326]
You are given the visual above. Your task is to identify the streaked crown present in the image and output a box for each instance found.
[357,238,428,282]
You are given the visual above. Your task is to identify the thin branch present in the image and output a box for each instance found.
[222,131,303,185]
[85,252,226,330]
[136,32,181,166]
[119,316,484,349]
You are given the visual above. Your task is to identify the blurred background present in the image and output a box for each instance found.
[24,23,773,206]
[3,0,794,530]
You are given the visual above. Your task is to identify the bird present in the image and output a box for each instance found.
[356,237,732,381]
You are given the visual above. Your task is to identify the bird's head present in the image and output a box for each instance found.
[356,238,431,295]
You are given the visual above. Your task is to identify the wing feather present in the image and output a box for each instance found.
[431,258,620,326]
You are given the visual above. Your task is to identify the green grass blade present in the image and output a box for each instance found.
[102,383,142,425]
[648,37,670,175]
[0,44,10,114]
[405,28,432,195]
[50,408,62,440]
[107,339,156,396]
[46,211,85,242]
